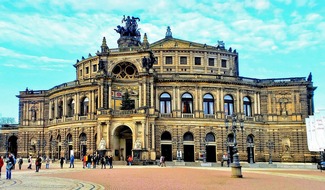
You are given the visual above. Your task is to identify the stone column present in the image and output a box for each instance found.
[139,83,142,107]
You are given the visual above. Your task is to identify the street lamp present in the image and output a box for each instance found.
[266,140,274,164]
[225,114,244,178]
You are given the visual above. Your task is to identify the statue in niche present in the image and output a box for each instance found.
[282,138,290,153]
[98,138,106,150]
[279,98,288,115]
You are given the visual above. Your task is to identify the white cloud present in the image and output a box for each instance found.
[245,0,270,10]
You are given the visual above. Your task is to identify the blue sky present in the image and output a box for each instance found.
[0,0,324,122]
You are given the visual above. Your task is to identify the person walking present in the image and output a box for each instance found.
[108,156,113,169]
[87,154,92,169]
[105,155,109,168]
[35,156,42,172]
[18,157,23,170]
[100,156,106,169]
[45,157,50,169]
[0,156,4,178]
[127,155,133,166]
[27,156,32,169]
[69,155,74,168]
[6,159,13,180]
[60,156,65,169]
[83,155,87,169]
[162,156,166,167]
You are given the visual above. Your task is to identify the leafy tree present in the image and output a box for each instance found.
[120,91,134,110]
[0,117,16,124]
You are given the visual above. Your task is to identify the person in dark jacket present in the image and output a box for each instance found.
[60,156,65,169]
[108,156,113,169]
[35,156,42,172]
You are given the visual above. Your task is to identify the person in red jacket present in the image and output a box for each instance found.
[0,156,4,178]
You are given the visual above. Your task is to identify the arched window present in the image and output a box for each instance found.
[183,132,194,141]
[160,93,171,114]
[247,135,254,143]
[67,99,75,117]
[206,132,215,142]
[203,93,214,115]
[227,134,234,143]
[67,134,73,143]
[243,96,252,117]
[57,100,63,118]
[224,95,234,116]
[57,135,61,143]
[161,131,172,140]
[182,93,193,113]
[80,97,89,116]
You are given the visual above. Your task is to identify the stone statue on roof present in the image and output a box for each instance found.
[115,15,141,47]
[115,15,141,39]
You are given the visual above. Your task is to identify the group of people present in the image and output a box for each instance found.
[82,154,114,169]
[0,153,20,180]
[27,155,51,171]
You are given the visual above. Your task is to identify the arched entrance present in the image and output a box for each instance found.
[8,135,18,157]
[205,132,216,162]
[161,131,172,161]
[113,125,133,161]
[79,133,87,159]
[183,132,194,162]
[247,134,255,163]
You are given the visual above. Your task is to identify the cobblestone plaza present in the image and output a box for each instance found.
[1,162,325,190]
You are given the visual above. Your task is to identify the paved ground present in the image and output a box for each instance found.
[1,162,325,190]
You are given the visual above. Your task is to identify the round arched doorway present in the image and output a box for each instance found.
[113,125,133,161]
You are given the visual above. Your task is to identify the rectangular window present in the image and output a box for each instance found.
[221,60,227,68]
[93,64,97,72]
[80,69,83,76]
[208,58,215,66]
[165,56,173,64]
[86,67,89,74]
[180,56,187,65]
[195,57,201,65]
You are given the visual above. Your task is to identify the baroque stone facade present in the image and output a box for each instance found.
[0,17,317,163]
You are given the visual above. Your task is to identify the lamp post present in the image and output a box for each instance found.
[225,114,244,178]
[266,140,274,164]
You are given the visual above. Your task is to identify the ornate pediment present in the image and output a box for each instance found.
[150,38,211,49]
